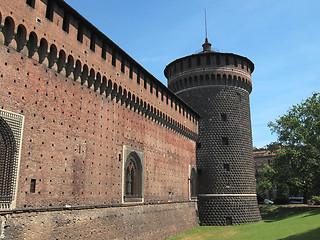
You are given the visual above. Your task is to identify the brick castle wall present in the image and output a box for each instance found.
[0,0,199,238]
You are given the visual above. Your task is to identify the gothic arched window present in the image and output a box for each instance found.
[124,152,142,201]
[0,117,17,206]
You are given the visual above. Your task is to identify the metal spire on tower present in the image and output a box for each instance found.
[202,9,212,52]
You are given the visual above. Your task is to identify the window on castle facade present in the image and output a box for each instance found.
[124,152,142,202]
[129,63,133,79]
[77,22,84,43]
[121,56,125,73]
[223,163,230,171]
[30,179,36,193]
[0,118,17,204]
[137,71,140,84]
[26,0,35,8]
[190,168,197,198]
[90,34,95,52]
[62,11,70,33]
[222,137,229,145]
[0,110,24,210]
[221,113,227,122]
[101,42,107,59]
[45,0,54,21]
[112,48,116,66]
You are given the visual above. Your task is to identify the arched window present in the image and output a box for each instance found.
[190,168,197,198]
[0,117,16,205]
[0,110,24,210]
[124,152,142,201]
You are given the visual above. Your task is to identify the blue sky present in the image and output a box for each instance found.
[64,0,320,148]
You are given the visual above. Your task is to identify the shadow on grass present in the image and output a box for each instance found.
[279,227,320,239]
[260,205,320,222]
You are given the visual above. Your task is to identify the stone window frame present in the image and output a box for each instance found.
[189,165,197,200]
[0,109,24,210]
[122,146,144,203]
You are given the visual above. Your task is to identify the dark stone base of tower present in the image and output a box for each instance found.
[198,196,261,225]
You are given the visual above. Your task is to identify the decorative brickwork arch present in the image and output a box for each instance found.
[124,151,142,202]
[0,117,16,205]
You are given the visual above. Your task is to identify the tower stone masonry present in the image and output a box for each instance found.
[165,39,262,225]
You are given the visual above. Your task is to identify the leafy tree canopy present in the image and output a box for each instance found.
[268,92,320,152]
[268,92,320,200]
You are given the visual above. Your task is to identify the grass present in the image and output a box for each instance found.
[167,205,320,240]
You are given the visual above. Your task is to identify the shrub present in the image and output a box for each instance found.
[311,196,320,205]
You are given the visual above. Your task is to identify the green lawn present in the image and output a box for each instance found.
[168,205,320,240]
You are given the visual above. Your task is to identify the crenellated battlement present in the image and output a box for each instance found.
[0,0,199,139]
[165,52,254,94]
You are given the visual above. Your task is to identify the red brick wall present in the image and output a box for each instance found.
[0,43,196,208]
[0,1,199,238]
[0,0,198,133]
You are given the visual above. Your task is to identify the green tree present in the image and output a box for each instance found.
[256,164,275,199]
[268,92,320,202]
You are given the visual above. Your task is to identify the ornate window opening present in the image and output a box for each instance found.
[26,0,35,8]
[0,118,16,205]
[0,110,24,210]
[124,151,143,202]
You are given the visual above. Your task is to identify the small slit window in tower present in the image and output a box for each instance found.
[101,42,107,59]
[90,34,95,52]
[112,48,116,66]
[45,0,54,21]
[150,82,153,93]
[144,78,147,89]
[121,56,125,73]
[226,217,232,225]
[222,137,229,145]
[221,113,227,122]
[223,163,230,171]
[77,22,84,43]
[137,71,140,84]
[26,0,35,8]
[237,93,241,102]
[30,179,36,193]
[62,11,70,33]
[129,63,133,79]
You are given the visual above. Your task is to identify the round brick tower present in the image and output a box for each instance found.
[164,39,261,225]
